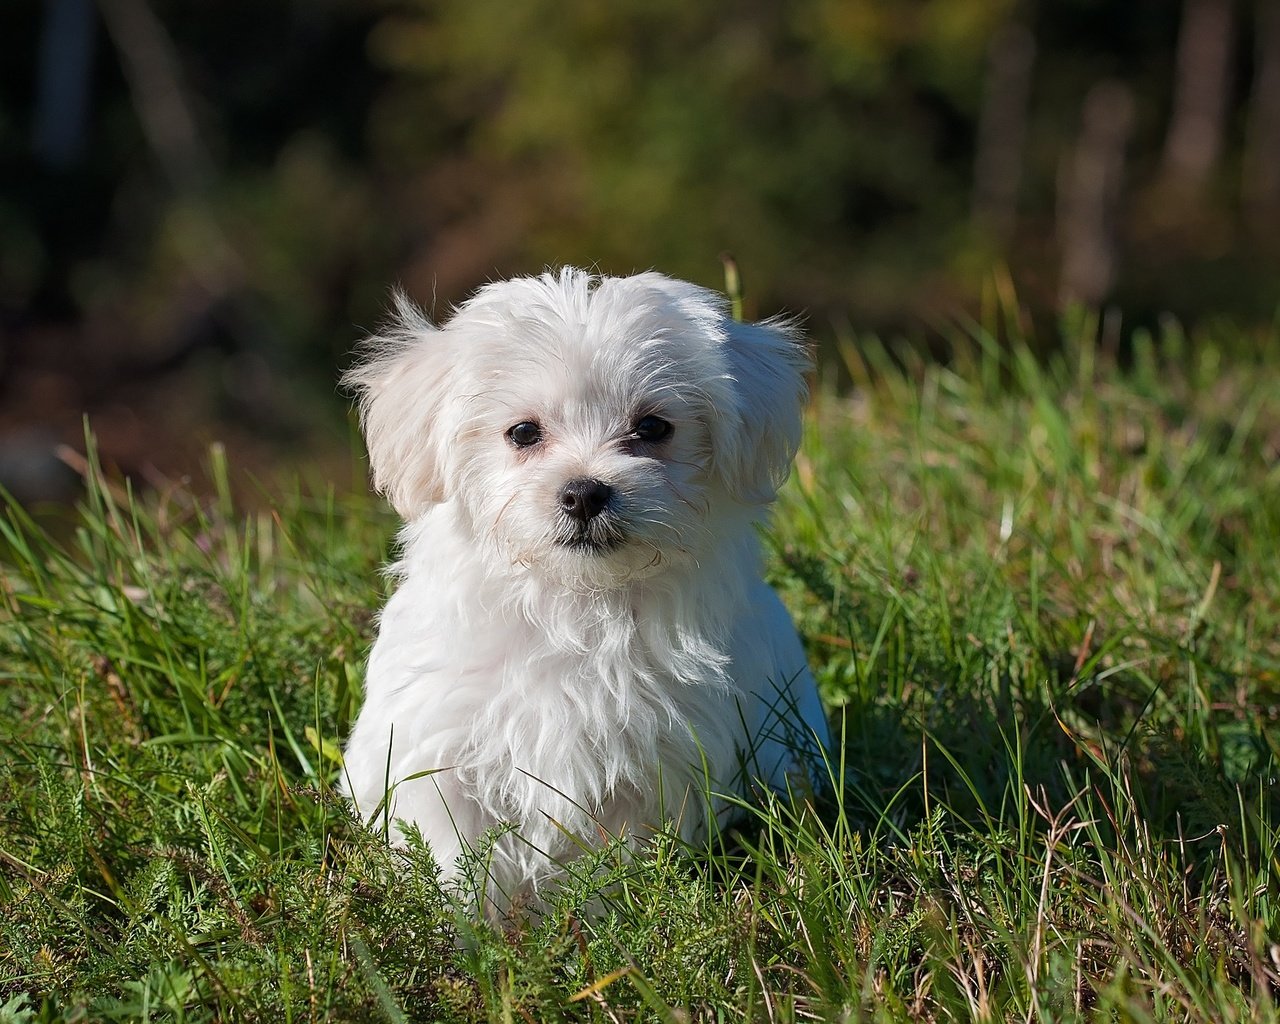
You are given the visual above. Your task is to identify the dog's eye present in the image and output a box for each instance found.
[507,421,543,448]
[633,415,673,443]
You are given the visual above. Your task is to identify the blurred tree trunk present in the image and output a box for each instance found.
[1244,0,1280,226]
[97,0,278,362]
[96,0,212,192]
[33,0,96,168]
[1058,81,1135,307]
[1161,0,1236,191]
[972,24,1036,244]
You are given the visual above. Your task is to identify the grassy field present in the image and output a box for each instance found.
[2,305,1278,1021]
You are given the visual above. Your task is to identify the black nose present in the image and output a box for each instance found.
[558,478,613,522]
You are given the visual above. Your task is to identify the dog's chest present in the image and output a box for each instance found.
[368,564,743,829]
[489,602,731,781]
[467,608,720,764]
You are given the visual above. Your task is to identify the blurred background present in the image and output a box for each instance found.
[2,0,1278,503]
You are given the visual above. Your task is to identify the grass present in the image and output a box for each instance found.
[1,301,1278,1021]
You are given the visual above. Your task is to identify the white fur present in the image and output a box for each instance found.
[340,269,829,911]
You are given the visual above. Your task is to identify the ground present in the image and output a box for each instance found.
[1,306,1278,1021]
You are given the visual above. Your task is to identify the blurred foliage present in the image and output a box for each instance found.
[374,0,1014,320]
[2,0,1279,433]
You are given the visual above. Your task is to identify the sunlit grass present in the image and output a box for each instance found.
[1,306,1278,1021]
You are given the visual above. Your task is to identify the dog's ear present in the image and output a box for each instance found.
[626,272,810,506]
[712,316,810,505]
[343,291,456,518]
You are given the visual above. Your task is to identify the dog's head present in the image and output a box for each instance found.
[344,269,809,588]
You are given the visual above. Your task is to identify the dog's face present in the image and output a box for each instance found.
[345,270,808,589]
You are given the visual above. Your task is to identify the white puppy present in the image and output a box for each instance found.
[340,268,828,911]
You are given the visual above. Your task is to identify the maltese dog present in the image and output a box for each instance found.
[340,268,829,911]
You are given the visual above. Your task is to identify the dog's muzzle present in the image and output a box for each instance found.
[556,477,625,553]
[558,478,613,523]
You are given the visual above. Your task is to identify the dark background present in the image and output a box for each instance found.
[2,0,1278,501]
